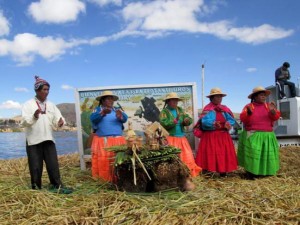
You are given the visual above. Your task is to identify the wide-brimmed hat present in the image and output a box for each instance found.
[206,87,227,98]
[248,86,271,99]
[164,92,183,101]
[96,90,119,101]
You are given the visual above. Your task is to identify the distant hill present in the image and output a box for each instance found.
[57,103,76,126]
[5,103,77,126]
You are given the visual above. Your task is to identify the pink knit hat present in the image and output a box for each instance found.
[34,75,50,90]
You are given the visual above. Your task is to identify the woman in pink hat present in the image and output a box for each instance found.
[195,88,238,177]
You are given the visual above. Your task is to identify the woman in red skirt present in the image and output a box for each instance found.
[195,88,237,177]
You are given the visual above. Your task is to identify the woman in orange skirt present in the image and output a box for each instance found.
[159,92,201,177]
[90,90,128,182]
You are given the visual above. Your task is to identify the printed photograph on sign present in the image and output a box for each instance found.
[75,83,197,163]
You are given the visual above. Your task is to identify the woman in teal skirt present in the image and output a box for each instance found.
[238,86,281,179]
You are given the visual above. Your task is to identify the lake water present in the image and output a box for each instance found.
[0,131,79,159]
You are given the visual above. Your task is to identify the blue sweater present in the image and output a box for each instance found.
[90,106,128,137]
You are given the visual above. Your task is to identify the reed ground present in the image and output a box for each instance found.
[0,147,299,225]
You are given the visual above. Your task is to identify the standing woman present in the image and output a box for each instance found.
[238,86,280,179]
[195,88,237,177]
[159,92,201,177]
[90,90,128,182]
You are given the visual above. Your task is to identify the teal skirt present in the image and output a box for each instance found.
[237,130,280,175]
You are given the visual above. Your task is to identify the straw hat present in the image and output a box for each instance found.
[248,86,271,99]
[206,87,227,98]
[96,90,119,101]
[164,92,183,101]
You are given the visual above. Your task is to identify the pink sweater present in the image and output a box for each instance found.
[240,102,280,132]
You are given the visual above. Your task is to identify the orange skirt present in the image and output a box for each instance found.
[91,136,126,182]
[167,136,202,177]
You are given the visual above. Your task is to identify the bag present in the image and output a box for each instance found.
[193,119,203,138]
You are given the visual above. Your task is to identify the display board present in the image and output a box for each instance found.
[75,82,198,169]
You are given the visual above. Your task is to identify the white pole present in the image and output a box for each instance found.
[201,64,205,109]
[297,76,300,97]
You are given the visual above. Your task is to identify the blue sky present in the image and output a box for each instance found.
[0,0,299,118]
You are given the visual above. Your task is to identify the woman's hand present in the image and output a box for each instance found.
[100,108,111,116]
[224,122,231,130]
[214,121,222,129]
[182,117,190,126]
[246,106,252,116]
[116,109,123,120]
[269,102,277,114]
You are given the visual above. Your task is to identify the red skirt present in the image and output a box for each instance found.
[195,130,237,173]
[91,136,126,182]
[167,136,202,177]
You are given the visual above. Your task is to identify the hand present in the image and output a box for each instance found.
[116,109,123,120]
[246,106,252,116]
[58,117,64,127]
[269,102,277,115]
[101,108,111,116]
[214,106,222,112]
[224,122,231,130]
[214,121,221,129]
[34,109,41,119]
[182,118,189,126]
[269,102,276,111]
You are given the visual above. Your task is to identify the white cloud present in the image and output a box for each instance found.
[121,0,294,44]
[246,67,257,73]
[0,0,295,66]
[212,24,293,45]
[122,0,202,32]
[0,100,22,110]
[0,11,10,36]
[14,87,29,92]
[61,85,74,90]
[88,0,122,6]
[28,0,85,24]
[0,33,80,66]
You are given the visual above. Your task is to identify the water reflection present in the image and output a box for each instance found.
[0,131,78,159]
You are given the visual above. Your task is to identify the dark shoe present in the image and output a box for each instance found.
[220,173,227,178]
[243,171,257,180]
[48,184,73,194]
[32,184,41,190]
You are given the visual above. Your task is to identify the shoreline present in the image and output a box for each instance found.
[0,126,77,133]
